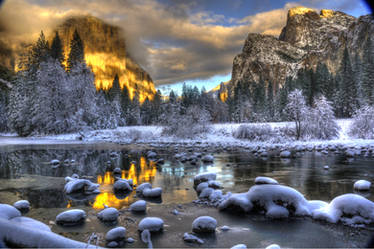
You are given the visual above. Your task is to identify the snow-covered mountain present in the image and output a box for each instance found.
[228,7,373,93]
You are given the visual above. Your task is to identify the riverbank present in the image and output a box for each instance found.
[1,119,374,156]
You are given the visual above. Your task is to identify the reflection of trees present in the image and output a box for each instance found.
[16,188,68,208]
[0,149,130,179]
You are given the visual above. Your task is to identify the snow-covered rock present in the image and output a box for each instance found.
[324,165,329,170]
[138,217,164,232]
[105,227,126,242]
[192,216,217,233]
[183,233,204,244]
[113,167,121,174]
[130,200,147,212]
[312,194,374,225]
[196,182,209,193]
[280,151,291,158]
[127,237,135,243]
[56,209,86,226]
[255,176,279,185]
[64,177,100,194]
[13,200,30,214]
[50,159,60,165]
[97,207,119,222]
[194,172,217,186]
[209,190,223,202]
[199,187,214,199]
[113,179,132,192]
[231,244,247,249]
[0,204,21,220]
[142,187,162,198]
[220,225,231,231]
[353,180,371,191]
[136,183,162,198]
[219,184,310,217]
[147,151,157,159]
[136,183,152,194]
[266,244,281,249]
[208,180,221,189]
[201,154,214,163]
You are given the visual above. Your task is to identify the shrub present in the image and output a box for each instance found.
[349,105,374,139]
[233,124,274,141]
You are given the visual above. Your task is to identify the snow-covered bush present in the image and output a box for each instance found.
[162,105,211,138]
[304,96,340,140]
[233,124,274,141]
[349,105,374,139]
[285,90,309,140]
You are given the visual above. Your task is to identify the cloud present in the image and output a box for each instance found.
[0,0,348,85]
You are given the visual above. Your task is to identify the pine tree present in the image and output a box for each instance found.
[108,74,121,102]
[266,81,275,120]
[360,37,374,105]
[335,47,358,117]
[50,31,64,66]
[316,63,334,102]
[67,29,84,71]
[141,97,152,125]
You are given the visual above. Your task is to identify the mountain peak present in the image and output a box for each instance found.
[288,7,316,18]
[54,15,155,102]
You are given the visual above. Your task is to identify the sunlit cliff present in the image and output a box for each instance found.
[55,15,156,102]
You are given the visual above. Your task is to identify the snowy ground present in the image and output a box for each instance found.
[1,119,373,151]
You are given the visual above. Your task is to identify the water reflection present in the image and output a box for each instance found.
[91,157,157,209]
[1,146,374,211]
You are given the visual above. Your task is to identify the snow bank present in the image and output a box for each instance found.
[216,179,374,227]
[312,194,374,225]
[0,203,100,248]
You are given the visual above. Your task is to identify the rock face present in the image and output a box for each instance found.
[53,15,156,102]
[229,7,373,93]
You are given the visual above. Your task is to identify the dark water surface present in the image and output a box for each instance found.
[1,143,374,248]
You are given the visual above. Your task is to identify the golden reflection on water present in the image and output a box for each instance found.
[92,156,157,209]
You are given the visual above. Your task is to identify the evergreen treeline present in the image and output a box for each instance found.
[0,30,373,136]
[227,42,374,122]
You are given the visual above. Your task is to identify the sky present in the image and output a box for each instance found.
[0,0,371,95]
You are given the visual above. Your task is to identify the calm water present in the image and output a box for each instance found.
[1,143,374,248]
